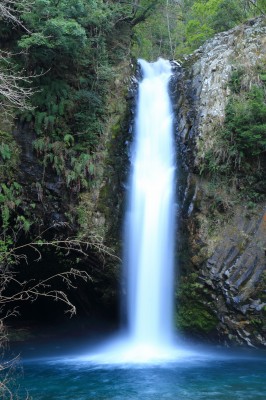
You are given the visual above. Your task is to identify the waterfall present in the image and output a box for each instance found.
[78,58,183,363]
[124,58,176,350]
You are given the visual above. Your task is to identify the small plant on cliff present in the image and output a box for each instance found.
[33,136,96,192]
[229,68,245,94]
[0,182,25,230]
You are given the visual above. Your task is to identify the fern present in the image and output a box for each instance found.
[0,143,11,160]
[1,205,10,229]
[63,134,74,147]
[44,115,56,129]
[33,137,49,153]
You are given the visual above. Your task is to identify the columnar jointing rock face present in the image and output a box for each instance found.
[176,16,266,347]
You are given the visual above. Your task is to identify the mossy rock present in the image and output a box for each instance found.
[176,303,218,334]
[175,273,218,335]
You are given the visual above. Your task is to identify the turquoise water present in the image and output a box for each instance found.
[18,355,266,399]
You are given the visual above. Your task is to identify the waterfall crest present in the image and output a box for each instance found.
[125,58,176,350]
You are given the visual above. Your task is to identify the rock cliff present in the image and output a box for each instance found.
[176,16,266,347]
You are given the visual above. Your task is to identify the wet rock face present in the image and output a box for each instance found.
[13,123,69,230]
[177,17,266,347]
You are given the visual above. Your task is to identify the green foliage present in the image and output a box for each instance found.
[200,68,266,190]
[0,128,33,235]
[183,0,252,51]
[2,0,138,192]
[33,136,96,191]
[132,0,262,59]
[185,20,214,50]
[0,234,14,267]
[222,85,266,158]
[210,0,245,32]
[257,0,266,14]
[176,273,218,334]
[132,0,184,60]
[16,215,32,232]
[21,78,72,137]
[0,143,11,160]
[0,126,26,239]
[0,130,20,181]
[0,182,22,229]
[64,134,74,148]
[229,69,245,94]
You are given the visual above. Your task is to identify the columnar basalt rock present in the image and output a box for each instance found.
[177,16,266,347]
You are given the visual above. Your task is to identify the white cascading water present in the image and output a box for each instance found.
[77,58,199,363]
[124,58,176,353]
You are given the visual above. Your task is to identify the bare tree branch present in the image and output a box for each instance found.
[0,269,91,317]
[0,222,121,317]
[0,0,32,33]
[0,55,34,112]
[0,1,35,113]
[2,222,121,265]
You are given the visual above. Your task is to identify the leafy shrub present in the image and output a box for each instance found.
[222,86,266,158]
[200,68,266,183]
[229,69,245,94]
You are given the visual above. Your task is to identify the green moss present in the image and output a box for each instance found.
[176,304,218,333]
[175,273,218,334]
[111,121,123,139]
